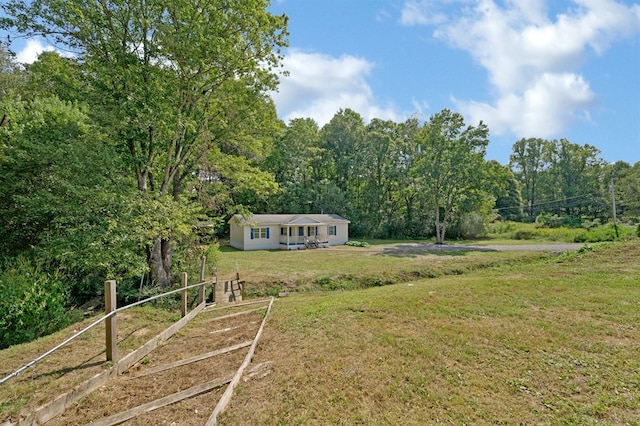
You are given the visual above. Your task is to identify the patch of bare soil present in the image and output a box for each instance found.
[45,306,266,425]
[0,309,178,424]
[0,306,266,425]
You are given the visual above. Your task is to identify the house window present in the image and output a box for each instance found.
[307,226,317,237]
[250,227,270,239]
[328,225,337,235]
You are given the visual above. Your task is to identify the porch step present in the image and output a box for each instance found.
[214,279,244,304]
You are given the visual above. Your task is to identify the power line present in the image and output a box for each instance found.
[494,192,606,212]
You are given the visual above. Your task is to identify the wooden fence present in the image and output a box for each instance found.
[0,257,255,424]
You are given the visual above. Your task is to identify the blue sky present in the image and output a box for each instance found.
[2,0,639,165]
[267,0,640,165]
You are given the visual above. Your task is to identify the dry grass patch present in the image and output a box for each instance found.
[220,241,640,425]
[0,307,179,423]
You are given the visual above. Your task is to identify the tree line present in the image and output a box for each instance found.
[263,112,639,239]
[1,0,638,347]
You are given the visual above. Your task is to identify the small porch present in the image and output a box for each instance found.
[279,220,329,250]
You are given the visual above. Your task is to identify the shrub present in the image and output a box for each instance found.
[0,258,74,349]
[512,230,535,240]
[345,240,370,248]
[535,214,582,229]
[460,212,485,239]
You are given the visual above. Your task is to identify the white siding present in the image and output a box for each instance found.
[328,223,349,245]
[229,214,350,251]
[239,225,280,251]
[229,220,244,250]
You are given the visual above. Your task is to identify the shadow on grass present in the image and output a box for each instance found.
[31,359,105,381]
[375,244,497,258]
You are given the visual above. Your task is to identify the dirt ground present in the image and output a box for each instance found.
[2,302,270,426]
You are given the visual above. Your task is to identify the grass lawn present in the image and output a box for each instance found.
[1,239,638,424]
[219,240,640,425]
[214,241,554,297]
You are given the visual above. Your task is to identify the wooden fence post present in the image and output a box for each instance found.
[212,267,217,303]
[198,256,206,304]
[181,272,188,317]
[104,280,118,362]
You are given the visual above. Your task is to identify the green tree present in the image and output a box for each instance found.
[414,109,490,244]
[0,96,143,298]
[360,119,405,237]
[394,117,425,237]
[0,45,24,100]
[266,118,324,213]
[509,138,549,219]
[545,139,604,219]
[23,51,85,103]
[320,109,366,194]
[494,168,523,221]
[2,0,288,286]
[610,161,640,221]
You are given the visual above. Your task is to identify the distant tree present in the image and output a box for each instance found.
[0,45,24,100]
[494,171,524,221]
[320,109,366,194]
[394,117,425,237]
[266,118,325,213]
[23,52,84,102]
[612,161,640,220]
[509,138,549,219]
[545,139,604,218]
[414,109,490,244]
[360,119,405,237]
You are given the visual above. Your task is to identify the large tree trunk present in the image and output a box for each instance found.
[149,238,172,287]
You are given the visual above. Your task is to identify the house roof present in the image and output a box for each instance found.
[230,214,350,226]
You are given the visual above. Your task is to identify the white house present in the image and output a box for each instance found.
[229,214,350,251]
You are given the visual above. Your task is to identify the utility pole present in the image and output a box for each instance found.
[610,177,619,238]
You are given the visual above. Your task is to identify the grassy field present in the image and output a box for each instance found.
[214,241,554,297]
[1,239,638,424]
[219,240,640,425]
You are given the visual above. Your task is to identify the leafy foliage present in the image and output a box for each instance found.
[0,258,77,349]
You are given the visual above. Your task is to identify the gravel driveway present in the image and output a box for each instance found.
[377,242,584,253]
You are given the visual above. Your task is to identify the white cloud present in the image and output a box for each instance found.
[402,0,640,138]
[400,0,450,26]
[15,39,56,64]
[272,49,403,126]
[457,72,595,137]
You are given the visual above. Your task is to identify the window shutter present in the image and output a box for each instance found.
[333,226,337,235]
[267,228,270,239]
[250,228,254,240]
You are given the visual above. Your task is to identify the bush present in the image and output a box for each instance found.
[512,230,535,240]
[345,240,370,248]
[535,214,582,229]
[460,212,485,239]
[0,258,74,349]
[637,223,640,238]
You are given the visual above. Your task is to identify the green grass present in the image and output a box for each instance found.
[220,240,640,425]
[486,221,636,243]
[213,242,552,297]
[2,237,638,424]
